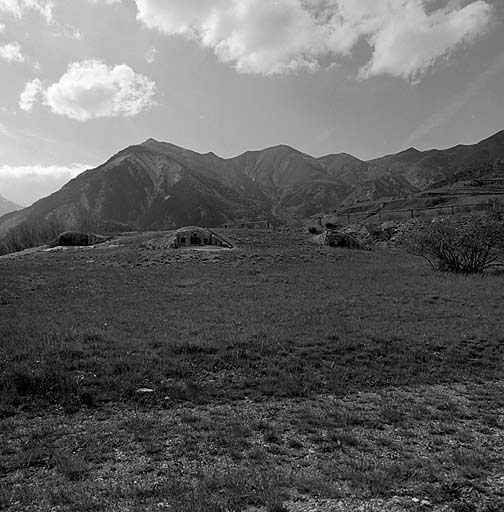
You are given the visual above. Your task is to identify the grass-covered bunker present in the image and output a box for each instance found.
[323,230,368,250]
[169,226,232,249]
[50,231,107,248]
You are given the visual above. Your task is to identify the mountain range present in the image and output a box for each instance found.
[1,129,504,236]
[0,194,22,217]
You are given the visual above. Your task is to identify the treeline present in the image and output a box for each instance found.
[0,217,134,256]
[0,219,67,256]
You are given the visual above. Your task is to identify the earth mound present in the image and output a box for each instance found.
[49,231,108,248]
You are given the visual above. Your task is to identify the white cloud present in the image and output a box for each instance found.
[0,0,54,23]
[0,163,90,206]
[45,60,156,121]
[358,0,494,81]
[131,0,493,80]
[0,163,87,178]
[145,47,158,64]
[19,78,43,111]
[0,41,25,62]
[0,122,9,136]
[24,60,156,121]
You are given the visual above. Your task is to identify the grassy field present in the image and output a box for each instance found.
[1,229,503,511]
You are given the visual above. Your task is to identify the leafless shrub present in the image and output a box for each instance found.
[397,213,504,274]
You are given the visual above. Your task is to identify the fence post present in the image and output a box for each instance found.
[451,206,454,215]
[411,210,414,219]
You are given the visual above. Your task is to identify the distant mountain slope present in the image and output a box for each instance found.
[0,195,22,216]
[368,130,504,188]
[1,129,504,237]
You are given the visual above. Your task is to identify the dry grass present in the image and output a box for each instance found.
[1,228,504,510]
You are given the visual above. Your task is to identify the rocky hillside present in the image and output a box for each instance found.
[1,129,504,236]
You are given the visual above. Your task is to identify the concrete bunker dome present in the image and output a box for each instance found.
[169,226,232,249]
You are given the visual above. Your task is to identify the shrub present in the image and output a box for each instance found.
[398,214,504,274]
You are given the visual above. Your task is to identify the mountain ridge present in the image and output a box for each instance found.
[1,129,504,237]
[0,194,22,217]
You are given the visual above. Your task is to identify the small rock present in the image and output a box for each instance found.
[136,388,155,394]
[420,500,432,507]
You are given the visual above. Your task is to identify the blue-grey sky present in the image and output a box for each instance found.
[0,0,503,206]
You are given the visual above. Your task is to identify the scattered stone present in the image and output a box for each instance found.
[136,388,155,394]
[44,246,66,252]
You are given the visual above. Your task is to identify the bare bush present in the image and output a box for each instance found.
[398,213,504,274]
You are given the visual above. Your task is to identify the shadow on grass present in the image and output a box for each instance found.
[1,326,503,413]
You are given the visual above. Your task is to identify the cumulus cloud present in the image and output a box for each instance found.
[0,0,54,23]
[131,0,493,80]
[358,0,494,81]
[19,78,43,111]
[22,60,156,121]
[0,41,24,62]
[45,60,156,121]
[0,163,89,206]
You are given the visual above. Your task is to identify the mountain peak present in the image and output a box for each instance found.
[271,143,305,153]
[400,147,420,154]
[143,137,159,144]
[253,144,312,158]
[319,152,364,161]
[141,138,183,150]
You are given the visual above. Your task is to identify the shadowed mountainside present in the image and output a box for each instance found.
[1,129,504,236]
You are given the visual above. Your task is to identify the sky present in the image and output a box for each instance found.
[0,0,503,206]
